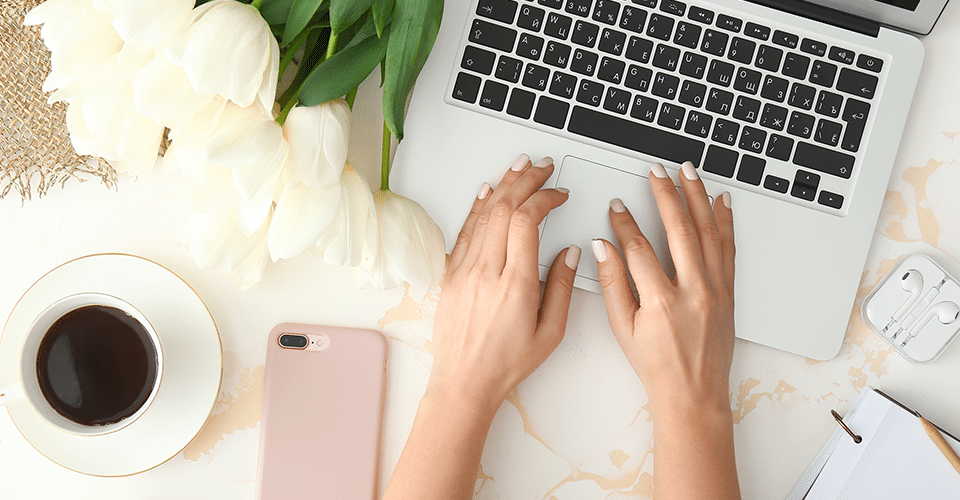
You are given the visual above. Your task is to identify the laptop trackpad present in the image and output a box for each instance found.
[539,156,675,293]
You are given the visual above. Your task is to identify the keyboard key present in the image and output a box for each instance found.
[760,75,789,102]
[599,28,627,55]
[658,102,686,130]
[733,95,760,123]
[516,33,545,59]
[727,37,755,64]
[517,4,546,32]
[788,82,816,110]
[782,52,810,80]
[653,43,681,71]
[794,169,820,189]
[759,103,788,131]
[703,144,738,177]
[829,46,855,65]
[787,111,814,138]
[538,0,563,8]
[814,119,842,147]
[818,190,844,209]
[800,38,826,57]
[836,67,878,100]
[765,134,793,161]
[744,22,770,41]
[716,14,742,32]
[571,48,598,75]
[841,98,870,152]
[736,155,765,185]
[764,175,789,193]
[707,60,734,87]
[496,55,524,82]
[815,90,842,118]
[633,0,656,7]
[679,80,706,107]
[598,56,626,83]
[549,71,578,98]
[477,0,519,24]
[461,45,497,75]
[603,87,632,114]
[684,110,712,137]
[630,94,659,122]
[700,29,728,57]
[646,13,675,41]
[543,41,572,68]
[592,0,621,25]
[507,88,536,118]
[572,20,600,46]
[734,67,761,94]
[712,118,739,145]
[626,36,654,63]
[738,126,766,153]
[705,88,733,115]
[534,95,570,128]
[688,6,714,24]
[523,63,550,90]
[794,141,854,178]
[545,12,573,39]
[470,19,518,52]
[625,64,653,91]
[479,80,509,111]
[565,0,592,17]
[652,72,680,99]
[772,30,798,49]
[576,79,605,106]
[452,72,482,103]
[809,60,837,87]
[856,54,883,73]
[660,0,686,16]
[791,182,816,201]
[674,21,702,49]
[679,51,708,79]
[755,45,783,72]
[567,106,706,165]
[619,6,647,33]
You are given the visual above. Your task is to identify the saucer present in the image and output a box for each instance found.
[0,254,222,476]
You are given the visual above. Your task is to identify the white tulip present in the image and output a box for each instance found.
[91,0,193,54]
[314,164,378,268]
[176,206,272,291]
[362,190,446,290]
[282,100,351,190]
[267,180,341,262]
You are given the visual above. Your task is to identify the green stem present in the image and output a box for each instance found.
[381,121,391,191]
[276,97,298,126]
[326,33,339,59]
[251,0,265,10]
[278,29,311,84]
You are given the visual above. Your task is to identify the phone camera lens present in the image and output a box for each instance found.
[278,334,308,349]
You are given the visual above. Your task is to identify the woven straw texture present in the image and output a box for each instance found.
[0,0,117,201]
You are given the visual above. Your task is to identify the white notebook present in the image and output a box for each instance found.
[788,388,960,499]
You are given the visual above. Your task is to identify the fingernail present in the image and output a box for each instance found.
[721,191,732,209]
[535,156,554,169]
[478,182,492,200]
[591,239,607,263]
[565,245,581,270]
[556,186,570,194]
[681,161,699,181]
[610,198,626,213]
[650,163,668,179]
[511,153,530,171]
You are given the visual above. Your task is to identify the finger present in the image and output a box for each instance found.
[607,198,672,297]
[503,187,569,277]
[677,161,725,288]
[461,153,533,269]
[713,191,736,295]
[591,238,639,339]
[535,245,580,351]
[648,162,706,284]
[449,182,493,270]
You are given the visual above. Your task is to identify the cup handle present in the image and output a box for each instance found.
[0,384,24,407]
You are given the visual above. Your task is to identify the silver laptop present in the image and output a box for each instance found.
[392,0,948,360]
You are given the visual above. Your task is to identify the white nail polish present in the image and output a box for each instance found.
[591,239,607,263]
[478,182,492,200]
[721,191,732,209]
[511,153,530,171]
[681,161,699,181]
[556,187,570,194]
[535,156,554,169]
[565,245,581,270]
[610,198,626,213]
[650,163,668,179]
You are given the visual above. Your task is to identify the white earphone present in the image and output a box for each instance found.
[900,301,960,347]
[891,277,947,340]
[882,270,923,334]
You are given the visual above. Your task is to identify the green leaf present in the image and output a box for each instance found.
[282,0,326,46]
[260,0,294,25]
[297,24,389,107]
[371,0,395,37]
[329,0,377,34]
[381,0,442,141]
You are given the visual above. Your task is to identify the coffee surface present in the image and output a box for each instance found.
[35,305,158,426]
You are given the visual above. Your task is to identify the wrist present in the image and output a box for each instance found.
[421,379,505,424]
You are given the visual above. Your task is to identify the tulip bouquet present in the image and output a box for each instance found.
[24,0,447,290]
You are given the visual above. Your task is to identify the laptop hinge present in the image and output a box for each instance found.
[745,0,881,38]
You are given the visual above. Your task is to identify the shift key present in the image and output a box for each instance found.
[794,142,854,179]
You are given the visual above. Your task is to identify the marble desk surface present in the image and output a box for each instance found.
[4,5,960,499]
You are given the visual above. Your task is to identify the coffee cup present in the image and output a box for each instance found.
[0,293,162,436]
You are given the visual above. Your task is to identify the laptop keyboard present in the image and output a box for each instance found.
[449,0,889,214]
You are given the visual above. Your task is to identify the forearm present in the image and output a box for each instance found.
[382,386,501,500]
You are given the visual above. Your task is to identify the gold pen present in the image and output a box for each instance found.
[920,416,960,476]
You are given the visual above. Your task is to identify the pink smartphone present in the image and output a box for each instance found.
[257,323,387,500]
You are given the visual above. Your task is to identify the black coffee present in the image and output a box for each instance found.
[35,305,158,427]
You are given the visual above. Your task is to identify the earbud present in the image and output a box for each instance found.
[900,301,960,347]
[882,269,924,333]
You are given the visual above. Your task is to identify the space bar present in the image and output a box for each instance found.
[567,106,706,167]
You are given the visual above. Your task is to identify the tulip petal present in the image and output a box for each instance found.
[315,166,376,267]
[98,0,193,53]
[235,186,277,236]
[188,165,236,214]
[268,182,341,261]
[48,7,123,83]
[374,190,447,289]
[132,56,215,127]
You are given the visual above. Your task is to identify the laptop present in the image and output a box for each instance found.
[391,0,948,360]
